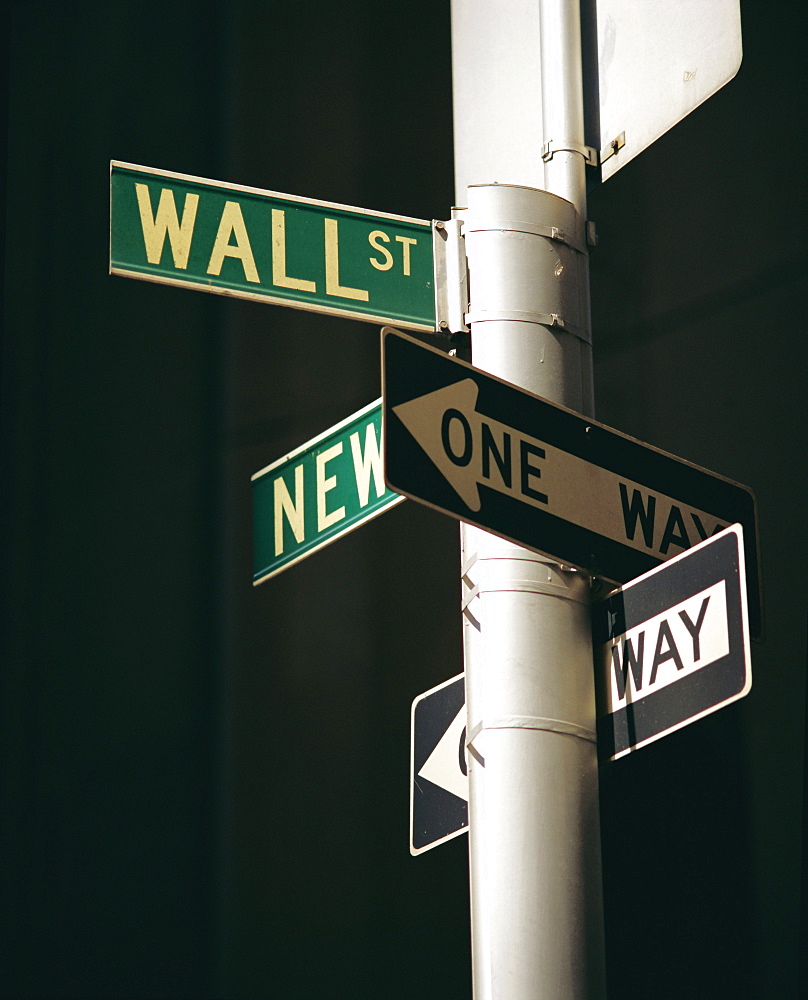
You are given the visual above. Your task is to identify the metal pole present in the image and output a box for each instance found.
[452,2,605,997]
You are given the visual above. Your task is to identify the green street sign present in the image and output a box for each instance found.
[252,399,404,583]
[110,161,437,332]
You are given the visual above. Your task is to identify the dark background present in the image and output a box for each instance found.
[2,2,805,998]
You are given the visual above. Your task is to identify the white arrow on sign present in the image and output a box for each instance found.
[411,673,468,855]
[393,377,727,563]
[417,704,468,802]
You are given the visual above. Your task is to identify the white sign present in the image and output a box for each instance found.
[595,0,742,180]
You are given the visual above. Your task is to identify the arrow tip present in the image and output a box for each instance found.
[393,378,482,511]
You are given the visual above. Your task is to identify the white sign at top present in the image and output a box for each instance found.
[451,0,741,193]
[595,0,742,180]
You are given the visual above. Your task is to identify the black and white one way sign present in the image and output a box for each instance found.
[382,329,762,639]
[410,674,468,855]
[593,524,752,760]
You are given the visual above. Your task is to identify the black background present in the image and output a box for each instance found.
[2,2,806,998]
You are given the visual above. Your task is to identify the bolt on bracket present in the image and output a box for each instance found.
[599,131,626,165]
[433,215,470,334]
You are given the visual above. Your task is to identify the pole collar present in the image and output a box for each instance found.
[466,716,597,765]
[542,138,598,167]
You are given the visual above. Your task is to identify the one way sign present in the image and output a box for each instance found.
[382,328,762,639]
[593,524,752,760]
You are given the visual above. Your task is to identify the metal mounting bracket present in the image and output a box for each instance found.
[541,138,598,167]
[433,214,470,334]
[599,131,626,165]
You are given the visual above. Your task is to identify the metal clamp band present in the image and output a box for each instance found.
[461,552,478,580]
[461,551,481,629]
[460,554,590,605]
[467,715,596,750]
[463,219,586,255]
[461,583,481,612]
[542,138,598,167]
[465,309,589,345]
[466,308,566,329]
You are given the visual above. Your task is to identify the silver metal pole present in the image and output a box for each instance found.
[452,2,605,996]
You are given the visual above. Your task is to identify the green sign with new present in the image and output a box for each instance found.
[252,399,403,583]
[110,161,436,331]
